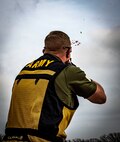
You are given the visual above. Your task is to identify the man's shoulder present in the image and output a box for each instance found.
[59,64,85,80]
[64,64,84,73]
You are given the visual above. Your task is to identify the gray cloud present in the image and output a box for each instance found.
[74,0,120,26]
[106,26,120,54]
[102,26,120,79]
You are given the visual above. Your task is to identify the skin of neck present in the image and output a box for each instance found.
[44,49,71,63]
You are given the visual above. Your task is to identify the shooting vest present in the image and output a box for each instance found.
[5,53,79,141]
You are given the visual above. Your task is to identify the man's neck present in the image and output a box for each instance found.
[44,52,67,63]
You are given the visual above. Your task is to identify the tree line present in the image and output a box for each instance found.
[0,132,120,142]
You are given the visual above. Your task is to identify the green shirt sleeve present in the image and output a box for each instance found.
[55,65,97,99]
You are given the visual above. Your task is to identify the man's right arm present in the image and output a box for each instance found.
[87,81,106,104]
[64,65,106,104]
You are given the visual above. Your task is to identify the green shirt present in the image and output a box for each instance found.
[55,65,97,108]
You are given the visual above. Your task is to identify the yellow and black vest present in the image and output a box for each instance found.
[5,54,79,141]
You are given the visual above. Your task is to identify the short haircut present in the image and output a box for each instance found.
[44,31,71,51]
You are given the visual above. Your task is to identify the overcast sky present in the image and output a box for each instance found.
[0,0,120,140]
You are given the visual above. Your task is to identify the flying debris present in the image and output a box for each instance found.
[71,40,81,46]
[71,31,83,46]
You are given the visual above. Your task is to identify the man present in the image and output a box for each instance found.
[3,31,106,142]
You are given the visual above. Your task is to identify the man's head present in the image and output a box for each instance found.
[44,30,72,63]
[44,31,71,51]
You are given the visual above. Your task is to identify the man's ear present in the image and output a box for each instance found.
[42,47,46,53]
[66,48,71,58]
